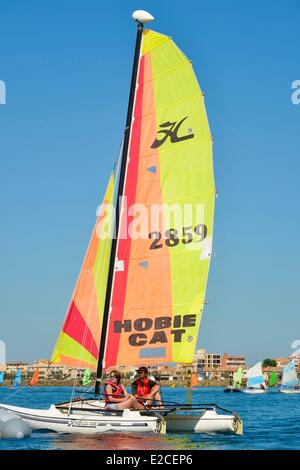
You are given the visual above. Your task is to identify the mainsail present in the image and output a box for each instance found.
[103,29,215,368]
[51,27,215,375]
[51,172,115,369]
[247,362,265,388]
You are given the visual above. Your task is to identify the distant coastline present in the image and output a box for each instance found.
[0,378,240,388]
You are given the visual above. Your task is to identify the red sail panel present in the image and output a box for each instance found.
[104,56,145,367]
[104,50,173,368]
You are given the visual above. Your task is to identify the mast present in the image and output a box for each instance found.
[94,11,154,395]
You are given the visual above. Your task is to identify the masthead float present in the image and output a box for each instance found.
[0,10,243,436]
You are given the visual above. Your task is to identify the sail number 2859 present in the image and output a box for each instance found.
[149,224,207,250]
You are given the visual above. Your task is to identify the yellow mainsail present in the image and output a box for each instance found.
[104,29,215,367]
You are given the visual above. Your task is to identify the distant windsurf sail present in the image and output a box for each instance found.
[233,367,243,388]
[269,371,276,387]
[82,368,92,386]
[29,368,39,386]
[0,372,3,385]
[13,369,21,388]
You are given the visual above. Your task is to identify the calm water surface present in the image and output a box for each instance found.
[0,386,299,450]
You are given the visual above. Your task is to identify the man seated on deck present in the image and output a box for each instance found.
[131,366,163,409]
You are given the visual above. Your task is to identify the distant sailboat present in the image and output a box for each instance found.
[269,371,277,387]
[0,372,4,385]
[279,360,300,394]
[224,367,243,393]
[242,362,267,394]
[12,369,21,388]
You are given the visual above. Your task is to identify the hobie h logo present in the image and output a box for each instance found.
[151,116,194,149]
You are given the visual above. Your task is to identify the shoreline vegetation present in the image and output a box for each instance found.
[0,378,246,388]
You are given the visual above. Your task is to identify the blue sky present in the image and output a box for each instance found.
[0,0,299,364]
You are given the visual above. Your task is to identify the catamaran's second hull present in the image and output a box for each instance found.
[164,409,242,434]
[0,404,163,434]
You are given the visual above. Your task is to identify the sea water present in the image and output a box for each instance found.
[0,386,299,450]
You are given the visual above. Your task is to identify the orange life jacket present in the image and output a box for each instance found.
[136,377,152,397]
[104,380,124,404]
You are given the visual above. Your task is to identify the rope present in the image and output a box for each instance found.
[0,377,39,403]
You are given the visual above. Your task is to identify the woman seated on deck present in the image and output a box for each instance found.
[104,370,140,411]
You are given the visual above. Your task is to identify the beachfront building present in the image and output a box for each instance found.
[4,360,88,381]
[273,357,291,368]
[193,349,221,369]
[173,350,222,382]
[30,360,77,380]
[220,353,246,369]
[6,362,30,374]
[109,364,178,381]
[146,364,177,380]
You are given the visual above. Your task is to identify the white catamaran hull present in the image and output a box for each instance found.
[0,404,163,435]
[279,388,300,394]
[242,388,267,394]
[0,402,242,435]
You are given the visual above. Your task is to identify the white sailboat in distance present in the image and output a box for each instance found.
[279,360,300,394]
[242,362,267,394]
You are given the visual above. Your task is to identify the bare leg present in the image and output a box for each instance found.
[145,385,163,408]
[135,399,146,410]
[116,396,142,411]
[153,390,162,406]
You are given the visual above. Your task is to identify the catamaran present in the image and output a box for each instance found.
[242,362,267,394]
[279,360,300,394]
[224,366,243,393]
[0,10,242,435]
